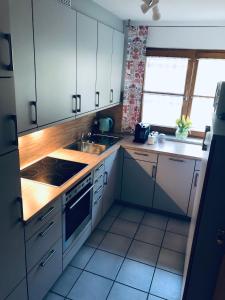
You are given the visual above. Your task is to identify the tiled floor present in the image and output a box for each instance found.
[45,204,189,300]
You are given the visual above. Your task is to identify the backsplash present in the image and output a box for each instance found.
[97,104,123,134]
[19,114,95,169]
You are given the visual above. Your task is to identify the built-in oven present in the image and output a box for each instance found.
[62,173,93,251]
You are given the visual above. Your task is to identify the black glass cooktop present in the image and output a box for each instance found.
[20,157,87,187]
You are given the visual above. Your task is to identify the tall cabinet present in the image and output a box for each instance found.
[33,0,77,126]
[76,13,97,115]
[0,3,27,299]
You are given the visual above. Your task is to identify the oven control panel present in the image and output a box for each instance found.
[63,173,93,204]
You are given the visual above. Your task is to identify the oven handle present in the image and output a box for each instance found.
[68,184,94,211]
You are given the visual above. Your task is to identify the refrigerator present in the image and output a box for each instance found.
[0,1,27,299]
[183,82,225,300]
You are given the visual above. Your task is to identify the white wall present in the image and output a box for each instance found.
[71,0,123,32]
[146,26,225,50]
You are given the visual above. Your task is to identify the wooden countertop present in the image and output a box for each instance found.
[21,136,203,222]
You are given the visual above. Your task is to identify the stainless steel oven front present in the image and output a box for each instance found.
[62,173,93,251]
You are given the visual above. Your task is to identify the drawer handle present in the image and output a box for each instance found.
[169,158,185,163]
[40,249,56,267]
[152,165,157,179]
[134,152,149,157]
[94,185,103,194]
[39,207,55,222]
[95,174,103,184]
[104,171,108,185]
[96,164,104,172]
[93,200,98,206]
[194,173,199,187]
[39,221,55,238]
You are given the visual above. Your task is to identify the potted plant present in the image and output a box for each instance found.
[175,115,192,139]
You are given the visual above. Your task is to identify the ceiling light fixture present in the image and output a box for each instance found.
[141,0,161,20]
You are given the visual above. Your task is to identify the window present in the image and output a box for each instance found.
[142,49,225,136]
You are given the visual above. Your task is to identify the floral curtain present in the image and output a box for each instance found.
[122,26,149,132]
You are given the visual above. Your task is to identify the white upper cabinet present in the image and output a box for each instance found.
[0,0,13,77]
[110,30,124,104]
[33,0,77,127]
[96,23,113,109]
[10,0,37,133]
[76,13,97,116]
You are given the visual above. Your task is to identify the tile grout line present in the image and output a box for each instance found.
[148,217,170,296]
[105,208,147,299]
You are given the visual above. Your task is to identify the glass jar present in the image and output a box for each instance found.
[175,127,189,140]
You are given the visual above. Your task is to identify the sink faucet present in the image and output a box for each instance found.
[81,132,85,141]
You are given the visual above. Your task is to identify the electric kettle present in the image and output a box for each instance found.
[98,117,113,133]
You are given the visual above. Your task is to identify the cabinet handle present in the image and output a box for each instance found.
[30,101,37,124]
[39,206,55,222]
[134,152,148,157]
[77,94,81,113]
[169,157,185,163]
[104,171,108,185]
[96,91,100,107]
[8,115,18,146]
[194,173,199,187]
[96,164,104,172]
[40,249,56,267]
[94,185,103,194]
[72,95,77,113]
[110,89,113,103]
[39,221,55,238]
[16,197,24,223]
[0,32,13,71]
[152,165,157,179]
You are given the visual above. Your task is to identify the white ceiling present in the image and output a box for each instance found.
[92,0,225,23]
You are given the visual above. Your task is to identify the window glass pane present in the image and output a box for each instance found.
[194,59,225,97]
[144,57,188,94]
[190,97,214,132]
[142,93,183,127]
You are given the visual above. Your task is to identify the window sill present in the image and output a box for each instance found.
[165,134,203,146]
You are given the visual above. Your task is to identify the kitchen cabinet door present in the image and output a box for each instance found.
[0,151,26,300]
[121,158,156,208]
[188,170,200,217]
[154,155,195,215]
[96,23,113,109]
[0,78,17,156]
[0,0,13,77]
[102,150,119,216]
[33,0,76,127]
[76,13,97,115]
[10,0,37,133]
[110,30,124,104]
[92,191,103,230]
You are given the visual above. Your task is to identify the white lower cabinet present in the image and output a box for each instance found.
[27,239,62,300]
[102,150,120,216]
[25,197,63,300]
[154,155,195,215]
[6,279,27,300]
[121,157,157,208]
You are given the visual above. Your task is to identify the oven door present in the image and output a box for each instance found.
[64,183,93,251]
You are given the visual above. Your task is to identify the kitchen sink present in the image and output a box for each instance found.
[66,141,107,155]
[64,134,121,155]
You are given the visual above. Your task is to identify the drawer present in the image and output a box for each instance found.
[94,163,104,180]
[27,239,62,300]
[93,185,103,204]
[25,197,61,241]
[93,173,104,193]
[195,160,202,171]
[124,148,158,162]
[26,212,62,272]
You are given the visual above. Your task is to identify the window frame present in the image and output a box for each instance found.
[142,48,225,138]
